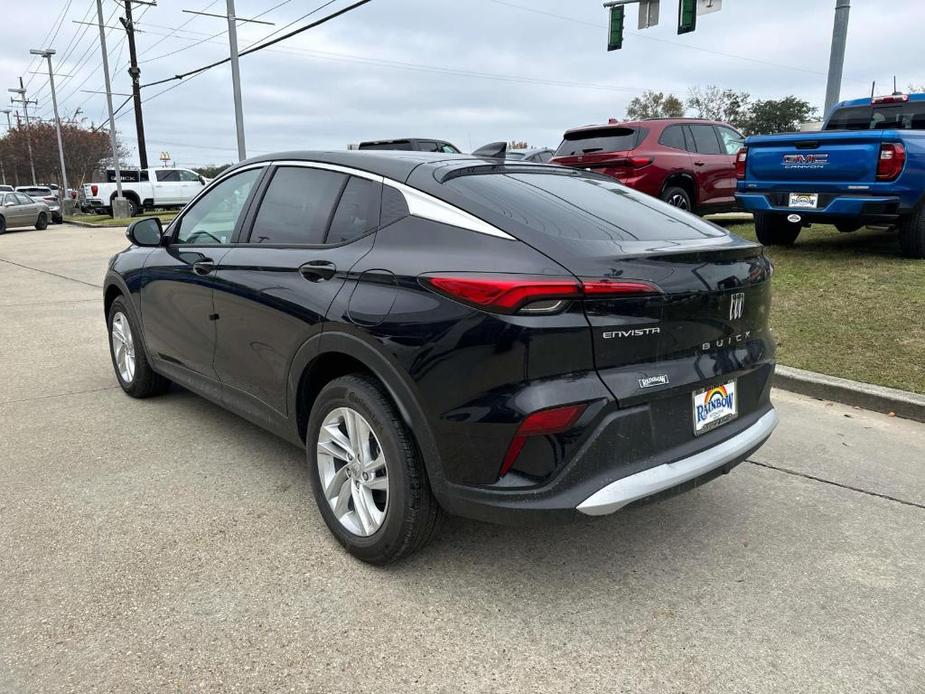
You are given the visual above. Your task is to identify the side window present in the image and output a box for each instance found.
[249,167,346,245]
[417,141,441,152]
[716,126,744,155]
[157,170,181,182]
[438,143,460,154]
[537,151,553,163]
[140,170,149,182]
[174,168,262,245]
[658,125,687,151]
[689,125,724,154]
[16,193,33,205]
[327,176,382,244]
[178,170,201,182]
[4,193,18,205]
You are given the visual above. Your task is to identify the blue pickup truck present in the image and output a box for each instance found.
[736,93,925,258]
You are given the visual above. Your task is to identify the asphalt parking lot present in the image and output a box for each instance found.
[1,223,924,693]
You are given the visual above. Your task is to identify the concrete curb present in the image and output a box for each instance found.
[62,219,122,229]
[775,365,925,423]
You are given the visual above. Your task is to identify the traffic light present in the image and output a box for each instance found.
[608,6,625,51]
[678,0,697,34]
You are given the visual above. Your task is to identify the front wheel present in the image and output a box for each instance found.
[34,212,48,230]
[307,374,440,564]
[107,297,171,398]
[754,212,801,246]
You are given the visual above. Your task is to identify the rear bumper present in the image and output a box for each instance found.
[577,409,777,515]
[736,191,904,223]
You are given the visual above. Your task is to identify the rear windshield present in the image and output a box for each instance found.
[824,101,925,130]
[445,172,723,242]
[358,141,414,150]
[554,127,643,157]
[17,188,50,196]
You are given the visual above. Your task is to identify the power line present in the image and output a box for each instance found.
[141,0,371,88]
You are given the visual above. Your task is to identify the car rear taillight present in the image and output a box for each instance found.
[499,403,588,478]
[43,196,56,203]
[420,274,660,314]
[91,184,98,196]
[735,147,748,180]
[876,143,905,181]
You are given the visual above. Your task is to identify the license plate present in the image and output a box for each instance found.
[788,192,818,208]
[692,380,738,435]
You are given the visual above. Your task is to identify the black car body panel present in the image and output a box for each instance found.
[104,151,776,525]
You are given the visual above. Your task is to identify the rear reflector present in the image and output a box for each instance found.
[876,143,905,181]
[735,147,748,180]
[421,274,660,314]
[499,403,588,478]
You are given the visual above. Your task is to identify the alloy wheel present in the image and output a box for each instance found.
[111,312,136,383]
[667,193,689,210]
[316,407,389,537]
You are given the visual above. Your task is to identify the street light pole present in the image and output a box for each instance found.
[31,49,70,204]
[226,0,247,161]
[95,0,124,206]
[8,79,37,185]
[824,0,851,117]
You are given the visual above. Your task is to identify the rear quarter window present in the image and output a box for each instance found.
[444,172,725,242]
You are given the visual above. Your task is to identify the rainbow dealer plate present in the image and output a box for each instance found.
[692,380,738,435]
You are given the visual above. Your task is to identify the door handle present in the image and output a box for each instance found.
[299,260,337,282]
[192,259,215,275]
[694,161,706,167]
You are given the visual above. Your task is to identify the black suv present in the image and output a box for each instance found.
[105,151,778,563]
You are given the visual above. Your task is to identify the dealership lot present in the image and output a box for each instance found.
[1,225,924,692]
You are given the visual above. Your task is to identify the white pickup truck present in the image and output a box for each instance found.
[81,167,208,217]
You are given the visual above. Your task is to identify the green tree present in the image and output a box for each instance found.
[687,85,751,129]
[626,91,685,120]
[195,163,233,179]
[739,96,817,135]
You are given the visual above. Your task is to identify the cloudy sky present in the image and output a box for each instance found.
[2,0,923,168]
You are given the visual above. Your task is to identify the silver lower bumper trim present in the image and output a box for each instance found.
[576,409,779,516]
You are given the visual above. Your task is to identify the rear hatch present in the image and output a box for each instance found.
[745,130,884,183]
[552,126,645,172]
[430,168,775,427]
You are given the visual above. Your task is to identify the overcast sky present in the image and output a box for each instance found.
[2,0,923,168]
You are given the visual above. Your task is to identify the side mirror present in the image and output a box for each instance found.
[199,175,207,185]
[126,217,163,247]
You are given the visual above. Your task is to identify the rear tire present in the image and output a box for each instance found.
[34,213,48,230]
[0,216,6,235]
[307,374,441,564]
[898,207,925,259]
[661,185,692,212]
[754,212,801,246]
[107,297,171,398]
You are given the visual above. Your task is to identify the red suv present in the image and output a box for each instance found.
[551,118,745,214]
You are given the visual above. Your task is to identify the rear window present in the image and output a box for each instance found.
[825,101,925,130]
[554,127,643,157]
[358,141,414,151]
[444,172,723,242]
[17,188,50,196]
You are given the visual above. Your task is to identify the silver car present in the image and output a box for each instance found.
[0,191,51,234]
[16,186,62,223]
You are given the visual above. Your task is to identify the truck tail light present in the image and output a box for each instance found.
[735,147,748,180]
[499,403,588,478]
[876,143,905,181]
[420,274,660,315]
[91,184,98,196]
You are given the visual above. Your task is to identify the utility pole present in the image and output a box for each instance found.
[182,4,274,162]
[120,0,152,168]
[8,79,37,185]
[31,48,70,206]
[824,0,851,117]
[96,0,126,213]
[1,108,11,130]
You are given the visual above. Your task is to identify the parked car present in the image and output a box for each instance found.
[0,191,51,233]
[0,184,13,192]
[551,118,744,214]
[81,167,208,217]
[736,92,925,257]
[506,147,555,163]
[16,186,62,223]
[104,151,777,563]
[357,138,461,153]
